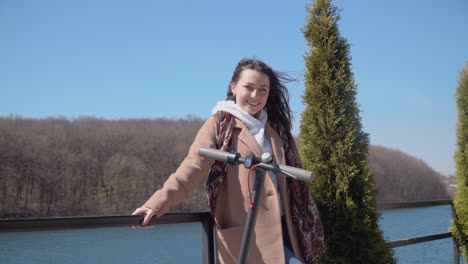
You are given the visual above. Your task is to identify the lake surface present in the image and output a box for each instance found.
[379,205,463,264]
[0,205,464,264]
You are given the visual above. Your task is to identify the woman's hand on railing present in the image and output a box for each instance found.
[132,206,156,228]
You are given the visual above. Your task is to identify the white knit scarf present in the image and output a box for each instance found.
[211,100,271,153]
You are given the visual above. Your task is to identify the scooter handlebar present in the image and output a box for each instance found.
[199,148,314,182]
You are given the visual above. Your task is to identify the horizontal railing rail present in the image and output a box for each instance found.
[0,212,214,264]
[0,212,211,232]
[388,232,452,248]
[377,199,452,210]
[0,199,460,263]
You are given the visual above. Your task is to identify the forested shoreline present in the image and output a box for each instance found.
[0,116,450,218]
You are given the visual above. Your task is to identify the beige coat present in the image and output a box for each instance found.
[143,115,304,263]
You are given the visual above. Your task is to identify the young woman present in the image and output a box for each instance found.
[133,58,324,263]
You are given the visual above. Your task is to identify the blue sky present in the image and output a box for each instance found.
[1,0,467,176]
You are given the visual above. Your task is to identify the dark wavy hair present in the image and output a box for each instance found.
[226,58,294,134]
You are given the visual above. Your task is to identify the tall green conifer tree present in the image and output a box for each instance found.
[300,0,395,263]
[451,62,468,261]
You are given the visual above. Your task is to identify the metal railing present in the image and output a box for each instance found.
[0,212,215,264]
[378,199,461,264]
[0,199,462,264]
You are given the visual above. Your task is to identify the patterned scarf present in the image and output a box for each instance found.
[205,111,324,263]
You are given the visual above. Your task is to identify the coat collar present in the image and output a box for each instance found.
[234,118,263,157]
[234,117,285,165]
[265,124,285,165]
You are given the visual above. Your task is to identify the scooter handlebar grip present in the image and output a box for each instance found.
[278,165,314,182]
[199,148,231,162]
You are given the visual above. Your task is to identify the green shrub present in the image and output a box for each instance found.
[451,62,468,261]
[300,0,396,263]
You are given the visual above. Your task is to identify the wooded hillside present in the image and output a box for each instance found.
[369,145,449,202]
[0,116,449,217]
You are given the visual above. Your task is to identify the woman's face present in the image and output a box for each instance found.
[230,69,270,117]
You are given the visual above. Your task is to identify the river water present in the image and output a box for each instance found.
[0,205,464,263]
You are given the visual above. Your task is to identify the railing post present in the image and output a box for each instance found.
[451,204,460,264]
[201,216,215,264]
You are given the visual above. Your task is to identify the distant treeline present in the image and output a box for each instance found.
[0,117,449,218]
[368,145,449,202]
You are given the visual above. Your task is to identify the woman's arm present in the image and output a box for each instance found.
[133,116,218,223]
